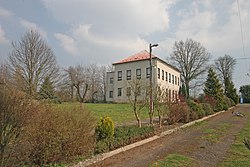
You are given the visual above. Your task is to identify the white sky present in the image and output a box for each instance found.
[0,0,249,90]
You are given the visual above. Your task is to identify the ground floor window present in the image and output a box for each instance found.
[118,88,122,96]
[109,91,113,98]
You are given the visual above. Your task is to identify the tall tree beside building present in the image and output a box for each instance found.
[8,30,59,97]
[204,68,225,111]
[214,54,236,90]
[170,38,210,98]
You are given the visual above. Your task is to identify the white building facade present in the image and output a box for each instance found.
[106,50,181,103]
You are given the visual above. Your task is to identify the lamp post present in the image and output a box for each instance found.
[149,43,158,125]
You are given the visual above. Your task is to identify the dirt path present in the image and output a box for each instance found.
[89,104,250,167]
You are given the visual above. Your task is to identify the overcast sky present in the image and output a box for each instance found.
[0,0,249,90]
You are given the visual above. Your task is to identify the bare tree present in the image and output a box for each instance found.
[8,30,59,97]
[214,54,236,90]
[127,79,148,128]
[65,65,89,104]
[87,64,101,103]
[152,86,169,128]
[99,65,113,103]
[170,38,211,98]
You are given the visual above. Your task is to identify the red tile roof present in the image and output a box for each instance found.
[113,50,156,65]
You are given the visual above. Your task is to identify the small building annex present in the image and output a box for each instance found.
[106,50,181,103]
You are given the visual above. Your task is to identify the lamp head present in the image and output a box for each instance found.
[150,43,158,48]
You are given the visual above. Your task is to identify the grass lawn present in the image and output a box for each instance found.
[218,119,250,167]
[54,103,149,125]
[150,154,196,167]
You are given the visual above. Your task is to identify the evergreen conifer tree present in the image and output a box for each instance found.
[204,68,225,111]
[225,77,238,104]
[38,76,55,100]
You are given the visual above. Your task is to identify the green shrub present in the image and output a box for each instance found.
[113,126,154,148]
[224,96,232,108]
[95,125,154,154]
[95,138,114,154]
[230,98,236,106]
[95,116,115,141]
[201,103,214,116]
[188,100,205,119]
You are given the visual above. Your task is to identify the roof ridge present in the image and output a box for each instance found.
[113,50,157,65]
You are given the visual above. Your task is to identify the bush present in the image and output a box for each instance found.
[0,88,34,166]
[27,106,96,166]
[201,103,214,116]
[113,126,154,148]
[187,100,205,119]
[95,138,114,154]
[230,98,236,106]
[95,116,115,141]
[95,125,154,154]
[167,102,190,124]
[95,117,115,154]
[224,96,232,108]
[203,96,217,112]
[0,88,97,166]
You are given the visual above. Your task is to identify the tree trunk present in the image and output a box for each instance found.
[185,80,190,99]
[149,107,154,126]
[158,110,162,128]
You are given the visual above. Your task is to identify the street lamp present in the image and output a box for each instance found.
[149,43,158,125]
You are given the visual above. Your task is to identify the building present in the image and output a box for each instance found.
[106,50,181,103]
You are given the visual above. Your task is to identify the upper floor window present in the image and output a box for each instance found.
[146,67,150,78]
[158,68,160,79]
[178,77,180,86]
[165,72,168,81]
[110,77,114,84]
[127,70,131,80]
[118,88,122,96]
[136,69,141,79]
[169,73,171,83]
[118,71,122,81]
[162,70,164,80]
[172,74,174,84]
[175,76,177,85]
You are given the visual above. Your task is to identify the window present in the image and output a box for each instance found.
[172,74,174,84]
[127,70,131,80]
[165,72,168,81]
[118,71,122,81]
[158,68,160,79]
[175,76,177,85]
[118,88,122,96]
[169,73,171,83]
[110,77,114,84]
[136,69,141,79]
[178,77,180,86]
[146,67,150,78]
[126,87,131,96]
[172,90,175,99]
[162,70,164,80]
[169,89,171,101]
[109,91,113,98]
